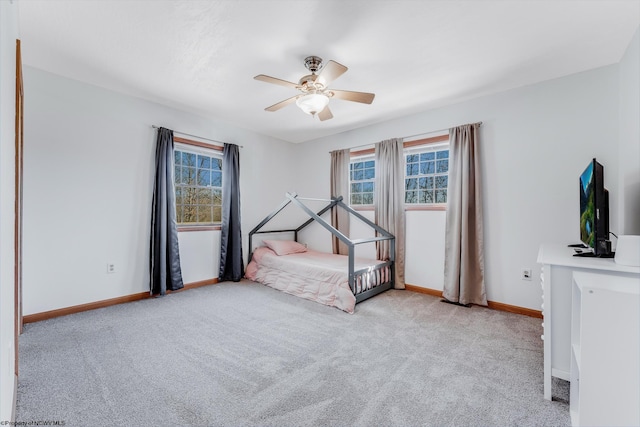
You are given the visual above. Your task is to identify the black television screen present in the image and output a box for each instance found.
[579,158,610,256]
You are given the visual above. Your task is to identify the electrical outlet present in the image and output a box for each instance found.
[107,263,115,274]
[522,268,532,281]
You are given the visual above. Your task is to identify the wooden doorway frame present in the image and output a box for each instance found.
[15,38,24,374]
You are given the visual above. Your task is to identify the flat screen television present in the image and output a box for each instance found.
[579,158,612,257]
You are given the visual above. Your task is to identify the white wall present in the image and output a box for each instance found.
[22,67,296,315]
[618,27,640,235]
[293,64,623,310]
[0,0,18,421]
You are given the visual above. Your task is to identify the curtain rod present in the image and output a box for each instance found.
[329,121,482,153]
[402,121,482,141]
[151,125,243,148]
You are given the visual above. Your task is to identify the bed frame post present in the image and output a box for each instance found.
[247,193,296,262]
[348,245,355,294]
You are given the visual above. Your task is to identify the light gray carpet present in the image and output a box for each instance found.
[17,281,569,426]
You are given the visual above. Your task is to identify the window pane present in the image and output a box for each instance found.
[182,152,196,167]
[436,159,449,173]
[175,205,183,223]
[406,163,419,176]
[351,194,362,204]
[420,161,435,174]
[197,206,212,223]
[211,158,222,171]
[435,189,447,203]
[364,160,374,168]
[364,168,375,179]
[405,191,417,204]
[213,206,222,223]
[424,191,434,204]
[175,187,182,205]
[353,162,363,170]
[436,176,448,189]
[351,183,362,193]
[362,193,373,204]
[405,178,418,190]
[362,182,374,192]
[182,167,195,185]
[174,151,181,165]
[406,154,419,163]
[420,152,435,161]
[183,204,197,223]
[197,188,212,204]
[354,170,364,180]
[211,171,222,187]
[198,155,210,169]
[425,176,434,189]
[212,189,222,205]
[174,166,181,185]
[437,150,449,159]
[197,169,210,186]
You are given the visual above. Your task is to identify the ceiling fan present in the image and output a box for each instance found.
[254,56,375,121]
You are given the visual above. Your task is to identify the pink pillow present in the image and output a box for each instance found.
[263,239,307,256]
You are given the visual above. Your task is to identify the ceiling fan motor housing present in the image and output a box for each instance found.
[298,74,326,92]
[303,55,323,73]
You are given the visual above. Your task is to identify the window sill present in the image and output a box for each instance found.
[177,225,221,232]
[405,205,446,211]
[350,205,446,212]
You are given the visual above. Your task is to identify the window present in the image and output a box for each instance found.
[347,136,450,208]
[174,143,223,225]
[350,156,375,205]
[404,145,449,205]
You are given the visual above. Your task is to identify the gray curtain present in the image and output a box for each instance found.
[219,143,244,282]
[443,123,487,306]
[330,149,351,255]
[150,127,184,295]
[374,138,405,289]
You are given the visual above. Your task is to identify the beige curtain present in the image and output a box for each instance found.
[330,149,350,255]
[374,139,405,289]
[443,123,487,306]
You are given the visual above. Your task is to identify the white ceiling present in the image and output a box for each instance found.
[18,0,640,143]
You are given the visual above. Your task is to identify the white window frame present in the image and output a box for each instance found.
[174,141,223,228]
[404,141,449,207]
[349,154,376,206]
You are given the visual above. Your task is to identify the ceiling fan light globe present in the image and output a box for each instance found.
[296,93,329,116]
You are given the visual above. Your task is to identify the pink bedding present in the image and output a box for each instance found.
[245,247,387,314]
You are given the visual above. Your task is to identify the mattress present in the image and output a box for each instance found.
[245,247,386,313]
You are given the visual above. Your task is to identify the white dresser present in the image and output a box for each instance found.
[569,272,639,426]
[537,244,640,400]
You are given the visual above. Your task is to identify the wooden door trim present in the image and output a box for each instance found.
[14,38,24,375]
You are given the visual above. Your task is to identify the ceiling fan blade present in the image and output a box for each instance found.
[254,74,299,89]
[265,95,299,112]
[318,105,333,121]
[330,89,375,104]
[317,60,347,86]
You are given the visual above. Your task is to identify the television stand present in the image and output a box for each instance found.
[573,252,596,257]
[573,251,615,258]
[568,243,588,248]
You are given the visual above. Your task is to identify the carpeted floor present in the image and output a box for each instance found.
[16,281,570,426]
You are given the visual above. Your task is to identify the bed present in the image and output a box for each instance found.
[245,193,395,313]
